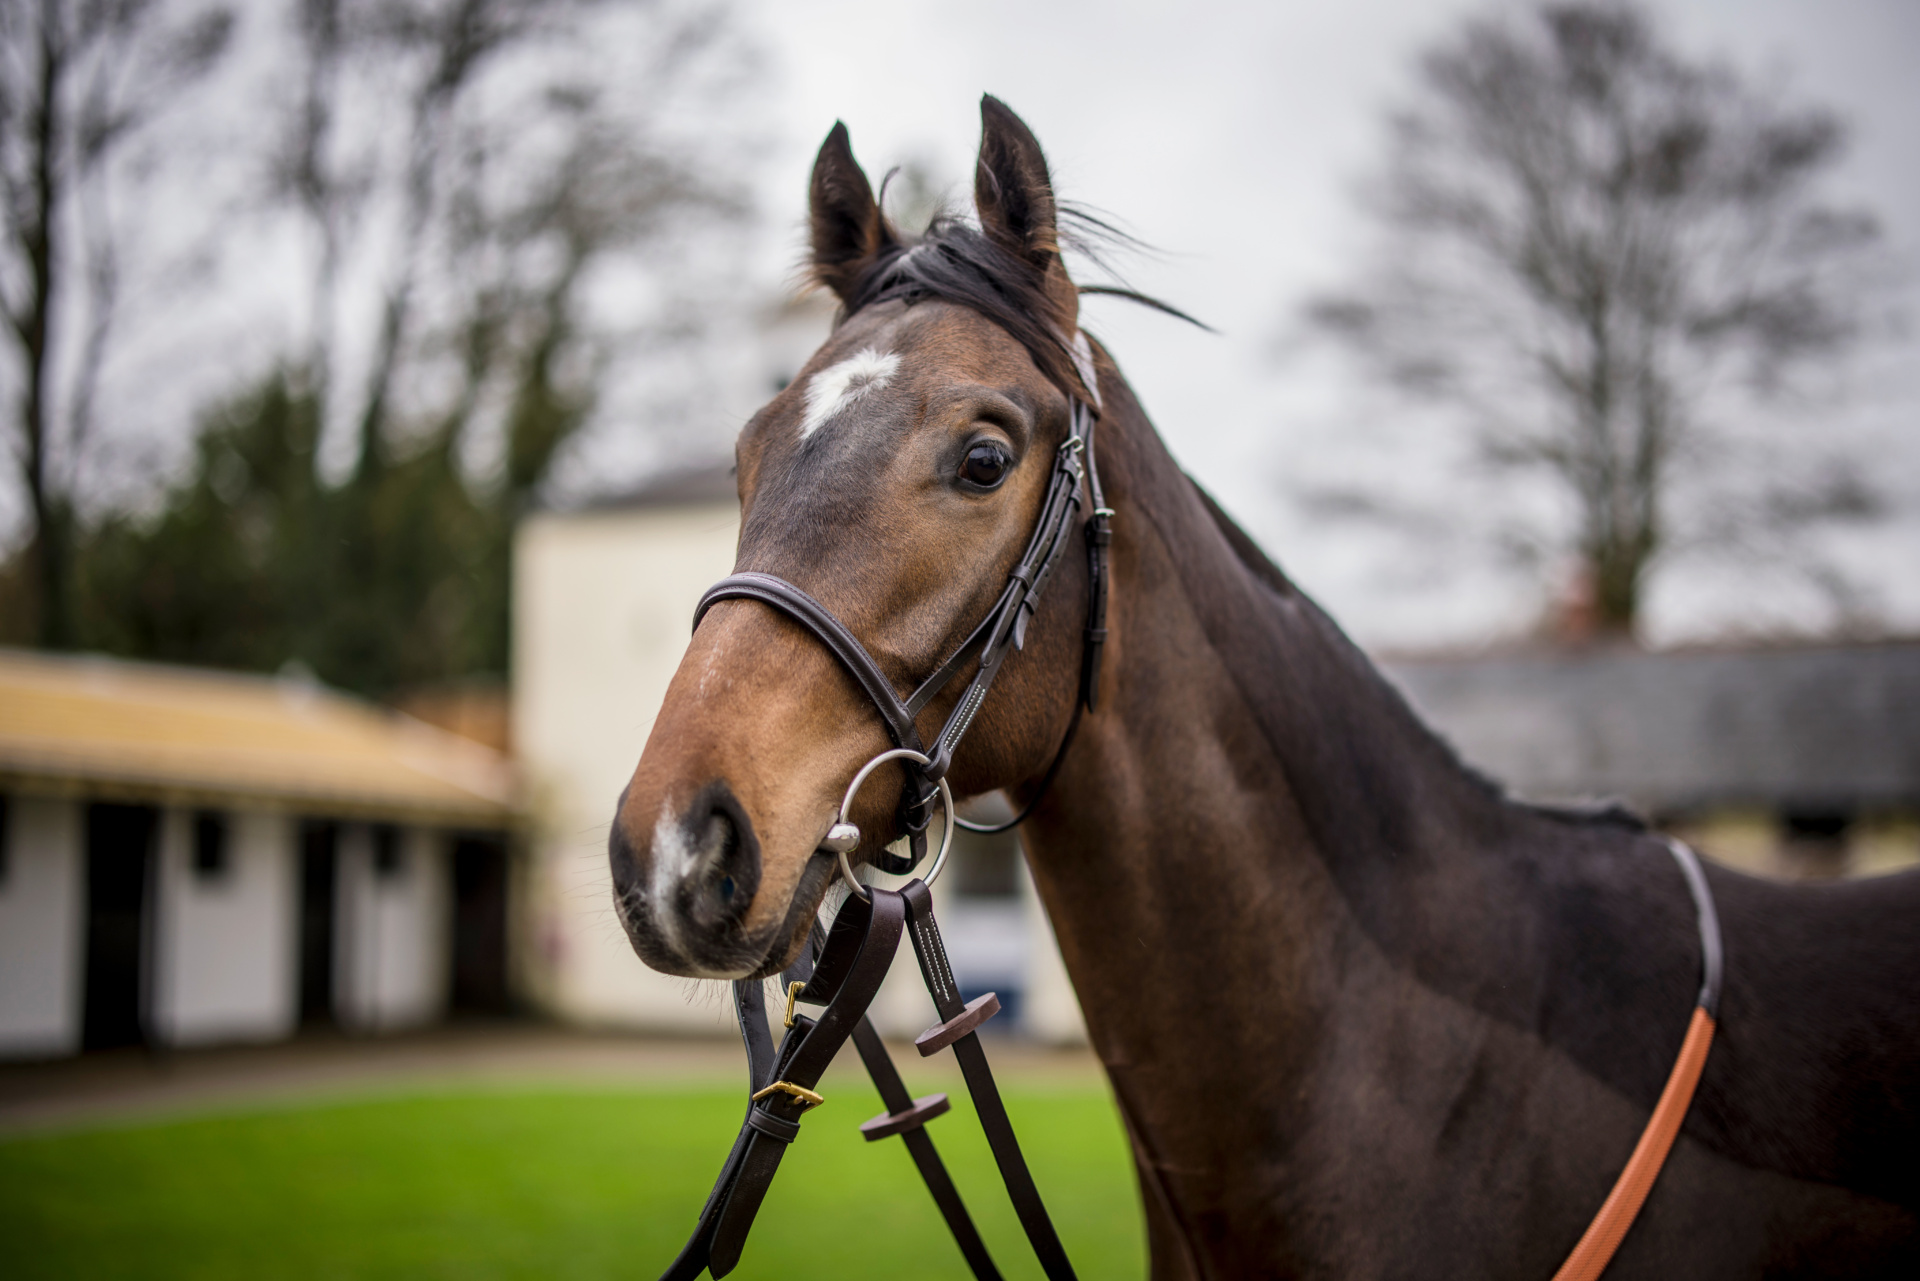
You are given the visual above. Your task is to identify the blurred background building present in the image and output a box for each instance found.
[1385,644,1920,880]
[1,0,1916,1060]
[0,650,513,1059]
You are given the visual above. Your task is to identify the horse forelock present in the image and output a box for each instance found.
[833,216,1090,406]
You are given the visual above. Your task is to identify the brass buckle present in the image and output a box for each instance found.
[751,1080,825,1110]
[783,980,805,1029]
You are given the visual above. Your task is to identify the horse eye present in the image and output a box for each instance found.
[960,442,1012,488]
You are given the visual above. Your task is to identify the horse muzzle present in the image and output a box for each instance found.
[608,780,784,979]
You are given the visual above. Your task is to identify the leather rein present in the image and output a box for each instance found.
[656,327,1726,1280]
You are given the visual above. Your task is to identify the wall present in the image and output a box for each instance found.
[1019,859,1088,1045]
[514,502,746,1033]
[150,807,298,1046]
[0,796,82,1057]
[1668,808,1920,881]
[336,824,449,1031]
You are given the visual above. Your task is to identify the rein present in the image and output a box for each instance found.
[655,877,1078,1281]
[655,323,1727,1279]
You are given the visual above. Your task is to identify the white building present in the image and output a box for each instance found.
[0,651,516,1059]
[511,466,1089,1043]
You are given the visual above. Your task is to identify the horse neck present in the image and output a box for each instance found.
[1019,365,1548,1120]
[1042,366,1515,887]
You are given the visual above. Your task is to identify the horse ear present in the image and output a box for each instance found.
[974,95,1060,270]
[974,96,1078,332]
[809,122,892,304]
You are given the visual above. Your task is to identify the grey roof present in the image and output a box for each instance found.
[1379,642,1920,815]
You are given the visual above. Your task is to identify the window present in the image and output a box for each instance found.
[372,824,407,879]
[1779,808,1851,879]
[192,811,230,881]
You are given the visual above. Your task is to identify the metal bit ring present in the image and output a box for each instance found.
[822,748,954,899]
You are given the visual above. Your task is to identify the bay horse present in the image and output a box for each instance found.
[609,96,1920,1277]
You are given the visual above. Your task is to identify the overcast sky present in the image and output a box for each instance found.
[11,0,1912,654]
[732,0,1920,649]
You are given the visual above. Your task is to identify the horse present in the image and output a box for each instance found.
[607,96,1920,1278]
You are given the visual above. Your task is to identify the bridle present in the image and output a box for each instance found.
[694,329,1111,879]
[658,332,1108,1281]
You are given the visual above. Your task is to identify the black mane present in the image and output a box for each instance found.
[839,216,1087,401]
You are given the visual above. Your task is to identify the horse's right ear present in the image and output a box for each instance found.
[809,123,893,304]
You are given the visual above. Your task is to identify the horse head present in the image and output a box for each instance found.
[608,97,1100,980]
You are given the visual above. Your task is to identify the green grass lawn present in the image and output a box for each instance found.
[0,1070,1144,1280]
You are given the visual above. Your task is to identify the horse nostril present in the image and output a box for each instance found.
[688,804,757,928]
[607,809,641,890]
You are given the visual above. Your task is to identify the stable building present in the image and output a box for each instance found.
[0,650,517,1059]
[1382,640,1920,879]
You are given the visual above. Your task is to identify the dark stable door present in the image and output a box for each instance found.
[299,821,338,1024]
[83,803,157,1050]
[451,834,509,1014]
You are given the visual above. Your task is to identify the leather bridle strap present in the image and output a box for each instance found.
[690,571,936,874]
[776,920,1002,1278]
[1553,837,1723,1281]
[696,572,926,755]
[959,392,1110,836]
[658,883,1077,1280]
[847,1017,1002,1279]
[659,889,906,1280]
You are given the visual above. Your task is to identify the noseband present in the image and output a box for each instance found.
[693,333,1110,887]
[658,335,1109,1281]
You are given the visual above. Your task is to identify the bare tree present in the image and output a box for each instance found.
[147,0,750,693]
[1306,1,1888,638]
[272,0,744,491]
[0,0,231,644]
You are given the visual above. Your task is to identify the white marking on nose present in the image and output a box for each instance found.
[651,802,695,953]
[800,347,899,439]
